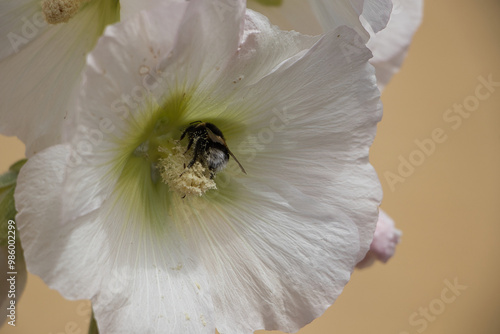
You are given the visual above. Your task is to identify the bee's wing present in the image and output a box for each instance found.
[206,128,247,174]
[206,127,226,145]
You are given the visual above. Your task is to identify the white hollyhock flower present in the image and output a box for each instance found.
[248,0,423,89]
[15,0,382,333]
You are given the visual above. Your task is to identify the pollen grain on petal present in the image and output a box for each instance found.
[200,314,207,327]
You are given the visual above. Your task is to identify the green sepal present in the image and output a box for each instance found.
[88,310,99,334]
[254,0,283,6]
[8,159,27,173]
[0,159,27,246]
[0,186,16,246]
[0,171,17,188]
[0,159,26,189]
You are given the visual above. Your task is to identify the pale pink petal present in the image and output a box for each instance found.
[357,209,401,268]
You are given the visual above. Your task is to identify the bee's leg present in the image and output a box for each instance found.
[180,125,194,141]
[187,140,203,168]
[184,138,194,154]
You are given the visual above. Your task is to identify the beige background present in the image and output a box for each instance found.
[1,0,500,333]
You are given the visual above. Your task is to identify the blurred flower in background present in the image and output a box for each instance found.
[0,0,120,157]
[248,0,392,36]
[367,0,424,89]
[0,0,175,157]
[248,0,423,89]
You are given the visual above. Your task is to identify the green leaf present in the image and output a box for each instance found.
[0,171,17,189]
[88,310,99,334]
[0,158,25,246]
[0,186,17,247]
[254,0,283,6]
[8,159,27,173]
[0,159,27,189]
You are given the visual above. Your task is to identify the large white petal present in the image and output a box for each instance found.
[184,9,319,107]
[15,145,216,334]
[0,0,119,157]
[236,25,382,262]
[164,0,246,93]
[368,0,423,89]
[194,180,362,334]
[192,25,382,333]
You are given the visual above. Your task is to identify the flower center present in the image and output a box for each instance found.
[127,93,245,199]
[41,0,89,24]
[157,141,217,197]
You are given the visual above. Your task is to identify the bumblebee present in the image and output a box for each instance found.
[180,121,246,178]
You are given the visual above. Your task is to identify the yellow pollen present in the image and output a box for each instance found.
[41,0,89,24]
[158,144,216,197]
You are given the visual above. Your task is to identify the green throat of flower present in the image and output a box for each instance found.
[104,88,249,234]
[126,94,243,200]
